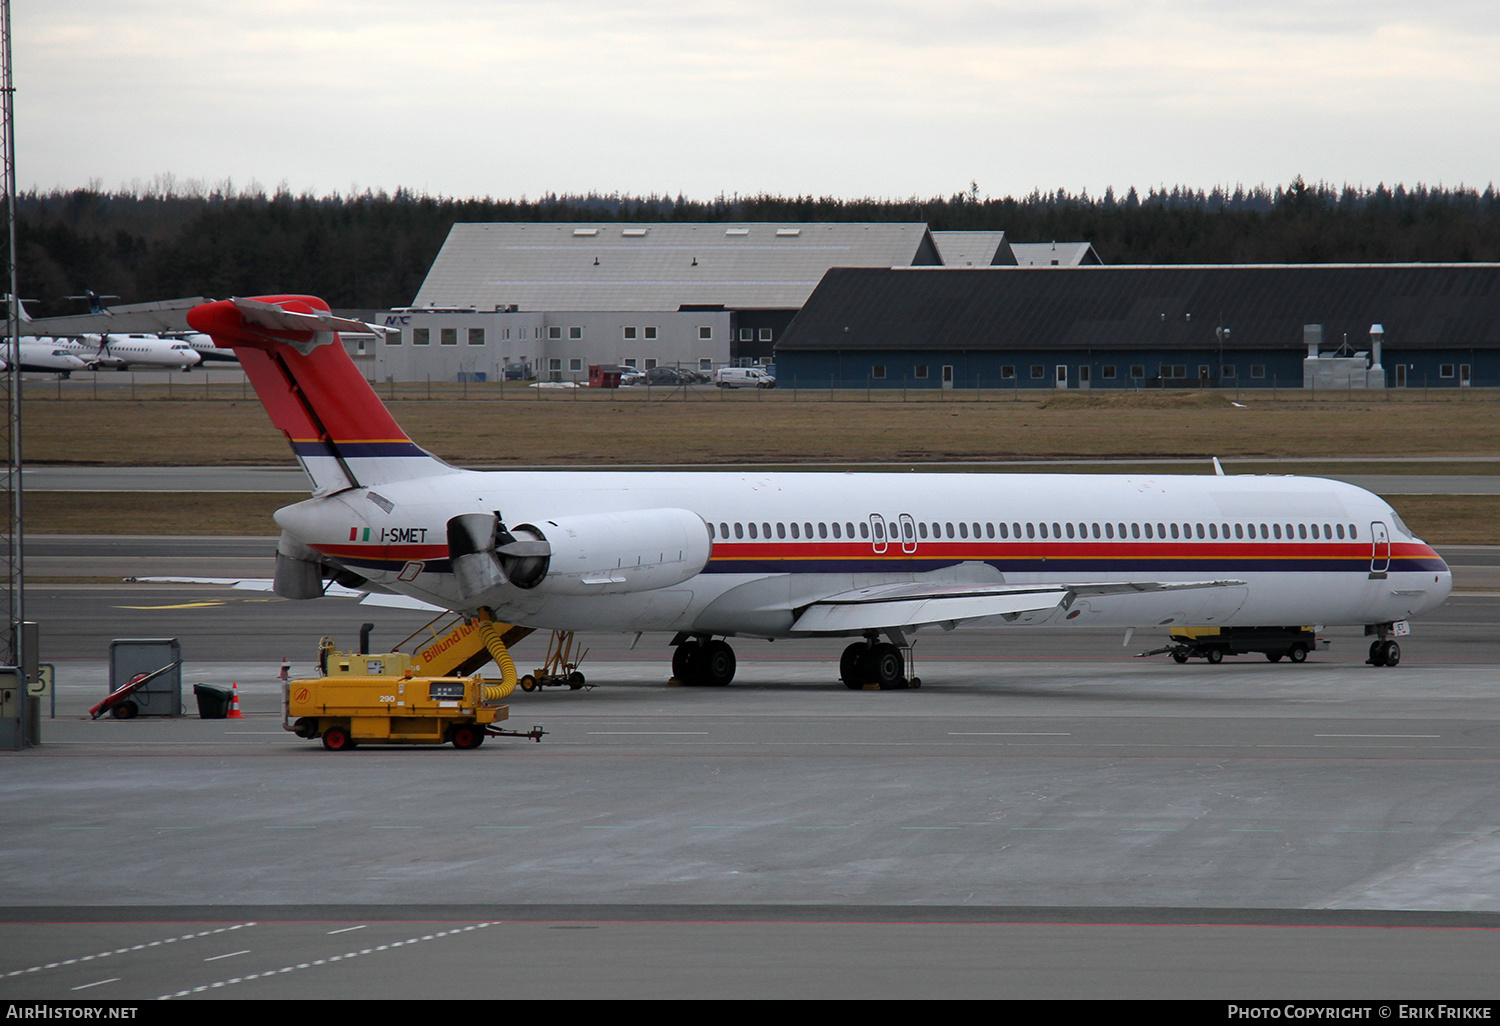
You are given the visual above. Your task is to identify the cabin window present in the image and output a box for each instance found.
[1039,523,1049,539]
[958,523,968,539]
[1196,523,1205,539]
[986,523,995,539]
[918,523,928,539]
[859,522,869,539]
[707,523,715,540]
[1065,523,1075,539]
[1349,524,1358,539]
[819,523,828,539]
[1026,523,1036,539]
[1336,524,1344,539]
[747,523,757,539]
[903,521,914,540]
[1170,524,1179,539]
[832,522,841,539]
[1131,523,1140,539]
[1050,522,1060,538]
[763,523,772,539]
[1104,523,1114,539]
[944,523,953,538]
[718,522,728,538]
[777,523,787,539]
[1144,524,1153,539]
[1322,523,1332,539]
[1273,524,1282,539]
[998,523,1008,539]
[805,523,814,539]
[790,523,799,539]
[1309,524,1318,539]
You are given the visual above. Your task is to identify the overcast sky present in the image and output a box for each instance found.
[19,1,1500,201]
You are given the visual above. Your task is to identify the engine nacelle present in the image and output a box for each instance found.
[521,508,711,595]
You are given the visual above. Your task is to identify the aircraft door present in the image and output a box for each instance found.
[1370,521,1391,577]
[869,514,889,554]
[898,513,918,554]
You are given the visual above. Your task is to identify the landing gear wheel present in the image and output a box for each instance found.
[1368,640,1386,666]
[1206,649,1224,665]
[863,643,905,689]
[700,640,736,687]
[1266,653,1283,663]
[841,643,867,689]
[111,700,138,719]
[519,674,538,692]
[1288,643,1308,663]
[322,725,354,751]
[451,724,484,749]
[1171,650,1189,664]
[1381,641,1400,667]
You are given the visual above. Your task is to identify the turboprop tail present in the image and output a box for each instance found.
[187,295,451,495]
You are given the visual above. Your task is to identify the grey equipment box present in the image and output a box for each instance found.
[108,639,183,717]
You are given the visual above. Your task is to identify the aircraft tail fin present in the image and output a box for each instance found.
[187,295,451,495]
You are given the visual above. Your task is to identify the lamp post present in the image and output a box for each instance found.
[1215,325,1230,387]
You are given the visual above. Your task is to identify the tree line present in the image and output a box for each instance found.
[13,176,1500,314]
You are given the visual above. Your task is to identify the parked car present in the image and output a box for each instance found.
[714,367,777,389]
[644,366,694,386]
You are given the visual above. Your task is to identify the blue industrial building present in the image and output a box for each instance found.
[774,264,1500,389]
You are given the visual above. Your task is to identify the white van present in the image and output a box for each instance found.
[714,367,777,389]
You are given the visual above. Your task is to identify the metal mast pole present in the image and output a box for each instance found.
[1,0,27,748]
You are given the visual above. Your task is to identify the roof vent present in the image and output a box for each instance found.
[572,228,599,237]
[724,228,750,236]
[622,227,648,237]
[775,228,801,237]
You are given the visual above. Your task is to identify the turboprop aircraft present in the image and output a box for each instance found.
[48,333,202,370]
[0,340,91,376]
[186,294,1452,688]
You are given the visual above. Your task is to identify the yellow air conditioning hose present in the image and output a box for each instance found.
[476,612,519,700]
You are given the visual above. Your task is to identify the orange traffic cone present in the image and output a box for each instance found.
[227,681,245,719]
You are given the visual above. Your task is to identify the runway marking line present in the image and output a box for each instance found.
[160,921,496,1000]
[203,950,249,962]
[4,923,256,980]
[70,978,120,991]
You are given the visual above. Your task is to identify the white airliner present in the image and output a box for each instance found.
[46,333,201,370]
[0,341,91,376]
[186,295,1452,687]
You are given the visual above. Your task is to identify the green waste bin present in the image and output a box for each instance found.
[193,684,232,719]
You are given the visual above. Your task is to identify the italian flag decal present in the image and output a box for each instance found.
[349,527,371,541]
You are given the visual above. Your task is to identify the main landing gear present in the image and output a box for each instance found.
[841,634,920,690]
[671,636,737,687]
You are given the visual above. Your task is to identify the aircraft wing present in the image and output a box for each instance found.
[132,576,446,612]
[789,578,1245,634]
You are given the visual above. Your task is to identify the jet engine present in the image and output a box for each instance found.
[446,508,711,599]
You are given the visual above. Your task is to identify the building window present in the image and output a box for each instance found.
[739,328,753,341]
[645,358,657,370]
[440,328,457,346]
[1101,365,1116,379]
[387,330,402,346]
[548,326,562,340]
[758,328,772,341]
[645,327,657,340]
[624,326,637,340]
[700,358,713,371]
[872,365,886,380]
[549,358,562,371]
[468,328,485,346]
[413,328,430,345]
[699,326,713,340]
[1000,366,1015,379]
[1130,365,1144,378]
[569,358,582,372]
[624,358,637,368]
[569,326,582,340]
[1030,365,1045,379]
[1441,364,1455,378]
[914,365,928,379]
[1222,364,1236,379]
[1251,364,1266,379]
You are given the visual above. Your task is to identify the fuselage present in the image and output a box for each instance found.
[276,468,1452,638]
